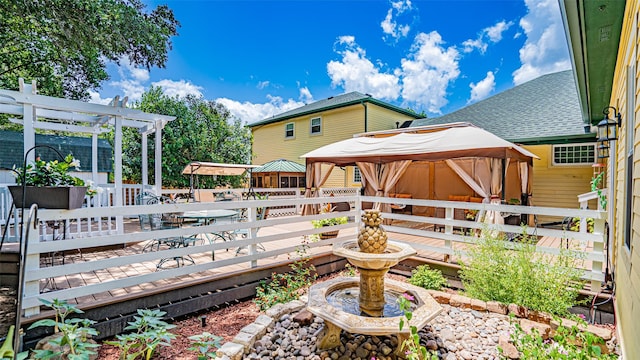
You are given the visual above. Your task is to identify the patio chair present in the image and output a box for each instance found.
[138,195,197,270]
[233,206,269,256]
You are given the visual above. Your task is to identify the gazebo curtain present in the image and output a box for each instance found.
[301,162,335,215]
[356,160,412,214]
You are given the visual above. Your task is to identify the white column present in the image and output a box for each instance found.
[21,81,36,164]
[92,133,98,182]
[114,116,124,232]
[141,132,148,189]
[154,120,163,195]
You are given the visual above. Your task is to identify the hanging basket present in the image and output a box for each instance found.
[8,186,87,209]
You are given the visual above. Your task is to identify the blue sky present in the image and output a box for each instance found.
[91,0,571,124]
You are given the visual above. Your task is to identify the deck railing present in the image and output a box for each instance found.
[11,194,606,317]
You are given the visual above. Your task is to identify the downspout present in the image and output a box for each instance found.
[361,101,368,132]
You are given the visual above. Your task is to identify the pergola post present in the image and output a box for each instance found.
[20,80,36,164]
[91,133,98,183]
[141,132,148,190]
[154,120,163,196]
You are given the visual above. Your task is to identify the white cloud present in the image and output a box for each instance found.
[381,0,413,42]
[151,79,203,98]
[217,95,306,124]
[257,81,270,90]
[468,71,495,103]
[461,20,513,54]
[400,31,461,114]
[299,87,313,103]
[486,20,513,43]
[88,90,113,105]
[327,37,401,100]
[109,78,146,102]
[512,0,571,85]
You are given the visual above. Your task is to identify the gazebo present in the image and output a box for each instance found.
[0,79,175,206]
[250,159,306,188]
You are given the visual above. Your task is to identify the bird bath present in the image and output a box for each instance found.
[307,210,442,358]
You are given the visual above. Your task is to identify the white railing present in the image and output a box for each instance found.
[11,194,606,316]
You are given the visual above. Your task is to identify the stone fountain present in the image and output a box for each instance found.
[307,210,442,358]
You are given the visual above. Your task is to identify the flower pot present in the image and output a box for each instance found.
[319,230,339,239]
[8,186,87,209]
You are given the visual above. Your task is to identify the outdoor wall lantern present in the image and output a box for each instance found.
[596,106,622,158]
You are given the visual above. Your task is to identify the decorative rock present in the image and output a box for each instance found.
[449,294,472,308]
[507,303,528,318]
[498,335,520,359]
[470,299,487,311]
[551,318,612,341]
[293,309,315,326]
[428,290,451,304]
[216,341,245,360]
[519,319,551,339]
[486,301,508,315]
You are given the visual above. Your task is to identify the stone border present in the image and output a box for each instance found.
[216,290,615,360]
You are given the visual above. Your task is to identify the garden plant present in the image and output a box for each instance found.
[104,309,176,360]
[459,228,585,316]
[407,265,448,290]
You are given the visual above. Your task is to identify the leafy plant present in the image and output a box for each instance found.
[398,293,438,360]
[254,246,317,311]
[502,316,617,359]
[104,309,176,360]
[13,154,100,195]
[188,332,223,360]
[408,265,448,290]
[459,228,586,316]
[591,172,607,210]
[568,217,595,233]
[27,298,100,359]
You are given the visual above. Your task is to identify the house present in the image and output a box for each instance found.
[559,0,636,358]
[248,92,422,187]
[250,158,306,188]
[0,131,113,184]
[412,70,598,211]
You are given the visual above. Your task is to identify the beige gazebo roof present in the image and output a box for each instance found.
[182,162,259,176]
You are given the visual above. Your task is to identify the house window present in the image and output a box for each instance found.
[285,123,294,138]
[299,176,306,188]
[353,167,362,183]
[624,65,635,250]
[310,117,322,135]
[552,144,595,165]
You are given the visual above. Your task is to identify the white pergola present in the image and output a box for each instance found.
[0,79,175,205]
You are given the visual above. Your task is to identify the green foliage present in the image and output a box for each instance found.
[104,309,176,360]
[459,228,585,316]
[15,154,84,187]
[311,216,348,228]
[502,317,617,359]
[254,247,317,311]
[591,172,607,210]
[397,293,438,360]
[27,299,100,359]
[0,0,179,101]
[568,218,595,233]
[121,87,252,188]
[188,332,223,360]
[341,263,357,277]
[408,265,448,290]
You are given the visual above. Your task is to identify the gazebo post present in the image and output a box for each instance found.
[20,80,36,165]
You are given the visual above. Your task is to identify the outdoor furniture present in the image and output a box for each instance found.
[179,209,238,260]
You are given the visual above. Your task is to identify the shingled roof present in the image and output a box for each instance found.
[249,91,421,127]
[0,131,113,172]
[411,70,595,144]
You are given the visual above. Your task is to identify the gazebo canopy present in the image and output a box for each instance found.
[300,124,539,165]
[252,159,305,173]
[182,162,259,176]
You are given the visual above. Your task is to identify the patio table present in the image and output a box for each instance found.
[179,209,238,259]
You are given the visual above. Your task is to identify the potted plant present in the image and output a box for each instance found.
[9,154,92,209]
[312,203,348,239]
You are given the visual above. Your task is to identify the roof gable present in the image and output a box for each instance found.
[411,70,595,144]
[249,91,421,127]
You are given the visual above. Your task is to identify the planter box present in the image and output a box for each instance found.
[319,229,339,239]
[8,186,87,209]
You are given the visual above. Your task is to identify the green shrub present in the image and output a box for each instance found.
[254,247,317,311]
[459,228,585,316]
[407,265,448,290]
[502,317,618,359]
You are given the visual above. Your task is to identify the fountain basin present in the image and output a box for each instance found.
[307,277,442,336]
[332,240,417,270]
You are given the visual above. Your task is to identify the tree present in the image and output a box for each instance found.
[0,0,179,100]
[123,87,252,189]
